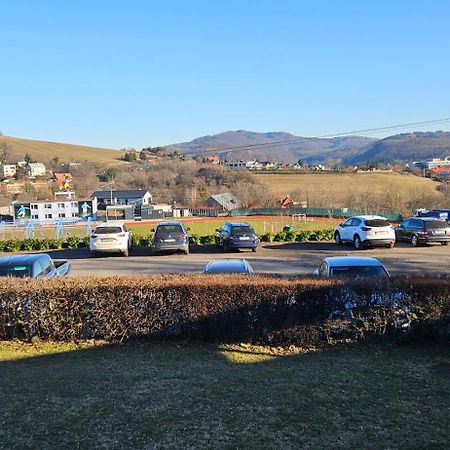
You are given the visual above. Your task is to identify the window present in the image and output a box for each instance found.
[45,214,53,219]
[44,204,52,209]
[31,204,38,210]
[71,202,77,207]
[72,212,78,217]
[58,213,66,218]
[31,214,38,220]
[57,203,65,208]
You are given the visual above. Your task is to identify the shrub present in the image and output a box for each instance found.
[20,239,36,251]
[200,234,215,245]
[0,276,448,346]
[64,236,81,249]
[189,234,201,246]
[48,239,64,250]
[131,233,142,247]
[285,231,296,242]
[274,231,287,242]
[2,240,22,252]
[260,232,275,242]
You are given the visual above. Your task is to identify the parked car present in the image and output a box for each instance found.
[202,259,254,274]
[334,215,395,249]
[90,223,132,257]
[0,253,70,278]
[215,222,258,252]
[151,221,190,255]
[395,217,450,246]
[314,256,390,278]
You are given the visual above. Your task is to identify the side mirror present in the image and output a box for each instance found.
[186,227,191,231]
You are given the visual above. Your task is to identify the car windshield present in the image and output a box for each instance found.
[330,266,388,277]
[0,264,32,278]
[94,227,123,234]
[425,221,448,229]
[364,219,390,227]
[231,226,254,235]
[155,225,184,237]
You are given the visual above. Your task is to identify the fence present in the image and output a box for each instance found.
[229,207,403,222]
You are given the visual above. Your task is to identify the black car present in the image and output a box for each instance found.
[395,218,450,246]
[151,221,190,254]
[215,222,258,252]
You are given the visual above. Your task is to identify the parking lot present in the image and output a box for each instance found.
[49,241,450,277]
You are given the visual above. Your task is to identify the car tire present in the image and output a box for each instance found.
[335,232,343,245]
[385,242,395,248]
[411,235,419,247]
[252,247,256,253]
[122,248,129,257]
[183,248,189,255]
[353,235,362,250]
[441,241,448,246]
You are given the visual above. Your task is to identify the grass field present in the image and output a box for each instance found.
[1,135,126,166]
[0,341,448,449]
[254,172,442,206]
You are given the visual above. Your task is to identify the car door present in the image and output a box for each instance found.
[339,219,353,242]
[350,218,362,240]
[396,220,410,241]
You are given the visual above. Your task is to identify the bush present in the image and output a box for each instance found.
[64,236,81,249]
[274,231,287,242]
[48,239,64,250]
[260,232,275,242]
[200,234,215,245]
[189,234,201,246]
[0,276,448,346]
[2,240,22,252]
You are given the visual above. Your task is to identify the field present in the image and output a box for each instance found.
[0,135,126,166]
[2,217,337,240]
[0,341,449,449]
[253,172,442,206]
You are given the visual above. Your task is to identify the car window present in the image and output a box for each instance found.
[40,259,52,275]
[342,219,352,227]
[351,218,362,226]
[402,220,411,227]
[231,226,255,235]
[95,227,123,234]
[412,219,424,228]
[365,219,390,227]
[0,264,32,277]
[156,225,183,235]
[425,220,448,229]
[330,266,389,277]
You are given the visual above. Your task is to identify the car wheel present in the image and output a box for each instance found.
[353,235,362,250]
[411,235,419,247]
[385,242,395,248]
[441,241,448,246]
[183,248,189,255]
[252,247,256,253]
[122,248,129,257]
[335,231,342,245]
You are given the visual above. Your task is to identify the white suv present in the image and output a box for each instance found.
[334,215,395,250]
[90,223,132,257]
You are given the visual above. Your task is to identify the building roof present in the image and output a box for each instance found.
[208,192,240,210]
[91,189,150,199]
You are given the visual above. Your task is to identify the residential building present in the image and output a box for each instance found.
[205,192,240,212]
[413,156,450,170]
[224,161,247,170]
[53,172,73,190]
[91,189,152,206]
[27,162,46,177]
[0,164,17,178]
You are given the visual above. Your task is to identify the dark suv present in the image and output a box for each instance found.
[215,222,258,252]
[395,218,450,246]
[151,221,190,254]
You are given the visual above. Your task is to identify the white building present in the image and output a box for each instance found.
[27,162,46,177]
[224,161,247,170]
[91,189,152,206]
[0,164,17,178]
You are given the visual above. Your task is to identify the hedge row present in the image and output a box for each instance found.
[1,275,448,346]
[0,229,336,252]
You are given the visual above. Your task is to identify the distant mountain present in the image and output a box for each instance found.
[167,130,450,164]
[168,130,374,163]
[351,131,450,164]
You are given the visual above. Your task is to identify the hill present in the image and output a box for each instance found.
[351,131,450,164]
[167,130,450,164]
[0,135,125,166]
[168,130,374,163]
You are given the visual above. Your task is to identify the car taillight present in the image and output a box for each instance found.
[419,230,428,235]
[361,227,372,232]
[179,233,187,239]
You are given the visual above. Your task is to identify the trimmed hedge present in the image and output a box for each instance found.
[0,229,336,253]
[0,276,448,346]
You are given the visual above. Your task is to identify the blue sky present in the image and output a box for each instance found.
[1,0,450,149]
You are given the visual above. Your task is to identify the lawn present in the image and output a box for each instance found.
[0,341,448,449]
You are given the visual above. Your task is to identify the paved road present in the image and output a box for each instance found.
[48,242,450,277]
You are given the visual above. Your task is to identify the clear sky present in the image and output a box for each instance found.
[1,0,450,149]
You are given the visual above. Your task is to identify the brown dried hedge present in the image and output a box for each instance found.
[0,275,449,346]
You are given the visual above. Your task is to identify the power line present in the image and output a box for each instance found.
[182,117,450,155]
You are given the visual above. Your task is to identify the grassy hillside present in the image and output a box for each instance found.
[254,172,443,211]
[0,135,126,165]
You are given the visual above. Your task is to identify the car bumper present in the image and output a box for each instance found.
[152,242,189,252]
[420,236,450,243]
[362,238,395,247]
[228,240,258,249]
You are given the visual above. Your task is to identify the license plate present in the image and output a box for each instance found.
[434,230,444,235]
[239,236,250,240]
[164,238,176,242]
[101,238,115,242]
[375,231,386,235]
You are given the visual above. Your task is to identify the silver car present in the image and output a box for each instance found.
[314,256,390,278]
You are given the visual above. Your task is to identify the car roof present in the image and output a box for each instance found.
[322,256,384,267]
[95,222,125,227]
[348,215,388,220]
[224,222,252,227]
[0,253,48,265]
[408,217,447,222]
[156,221,185,226]
[203,258,253,273]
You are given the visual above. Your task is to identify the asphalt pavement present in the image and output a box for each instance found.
[47,241,450,277]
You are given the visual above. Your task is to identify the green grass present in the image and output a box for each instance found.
[0,341,449,449]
